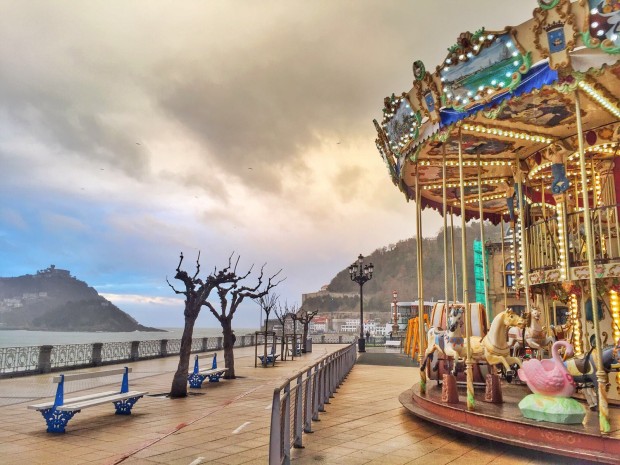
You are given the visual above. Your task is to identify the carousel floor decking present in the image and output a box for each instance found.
[400,382,620,464]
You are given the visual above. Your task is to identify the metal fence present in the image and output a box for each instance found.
[0,335,248,376]
[0,334,357,377]
[269,342,357,465]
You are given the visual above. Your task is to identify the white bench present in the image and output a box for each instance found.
[187,353,228,388]
[28,367,147,433]
[385,340,401,348]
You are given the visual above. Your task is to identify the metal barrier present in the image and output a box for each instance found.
[269,342,357,465]
[0,335,252,376]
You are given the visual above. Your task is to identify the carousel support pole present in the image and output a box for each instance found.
[457,128,474,411]
[516,152,532,314]
[501,216,508,310]
[512,205,519,297]
[443,147,449,305]
[477,155,491,324]
[415,169,427,394]
[552,299,557,328]
[450,208,458,304]
[575,89,610,433]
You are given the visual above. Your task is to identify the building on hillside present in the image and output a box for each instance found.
[309,316,328,333]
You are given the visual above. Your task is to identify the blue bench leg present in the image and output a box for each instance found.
[208,373,222,382]
[187,373,206,388]
[40,408,78,433]
[114,396,142,415]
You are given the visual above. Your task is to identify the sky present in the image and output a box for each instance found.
[0,1,538,329]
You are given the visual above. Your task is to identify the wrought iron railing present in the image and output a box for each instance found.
[268,342,357,465]
[0,335,252,377]
[0,333,355,377]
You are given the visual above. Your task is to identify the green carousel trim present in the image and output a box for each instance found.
[580,30,620,55]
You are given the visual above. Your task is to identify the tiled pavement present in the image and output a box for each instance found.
[0,345,588,464]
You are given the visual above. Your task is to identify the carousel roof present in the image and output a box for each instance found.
[374,0,620,224]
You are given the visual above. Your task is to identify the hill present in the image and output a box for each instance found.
[303,222,500,317]
[0,265,162,332]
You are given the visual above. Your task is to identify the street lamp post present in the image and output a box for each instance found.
[392,290,399,337]
[349,254,374,353]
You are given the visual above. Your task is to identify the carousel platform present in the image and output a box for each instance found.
[400,382,620,464]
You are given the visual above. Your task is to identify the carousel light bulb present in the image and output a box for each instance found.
[597,30,605,36]
[592,22,599,28]
[513,60,519,66]
[571,294,582,355]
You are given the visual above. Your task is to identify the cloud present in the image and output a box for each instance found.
[101,293,183,306]
[0,0,539,327]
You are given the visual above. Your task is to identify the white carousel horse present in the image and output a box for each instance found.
[420,325,446,373]
[471,309,525,372]
[447,309,525,375]
[509,308,554,357]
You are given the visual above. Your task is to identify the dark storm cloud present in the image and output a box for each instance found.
[0,81,150,179]
[152,1,430,193]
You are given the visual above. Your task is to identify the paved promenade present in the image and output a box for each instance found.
[0,345,588,464]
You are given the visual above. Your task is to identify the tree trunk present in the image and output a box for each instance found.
[170,314,198,398]
[222,319,236,379]
[302,323,309,353]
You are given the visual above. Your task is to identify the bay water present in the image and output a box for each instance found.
[0,327,259,348]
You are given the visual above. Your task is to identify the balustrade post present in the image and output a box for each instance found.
[304,368,313,433]
[38,345,53,373]
[202,337,209,352]
[269,388,282,465]
[294,375,303,448]
[217,337,223,350]
[321,335,325,344]
[160,339,168,357]
[338,335,343,344]
[130,341,140,361]
[92,343,103,366]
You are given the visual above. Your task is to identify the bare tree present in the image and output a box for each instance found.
[166,252,236,398]
[204,256,283,378]
[254,293,279,363]
[254,293,279,333]
[276,301,300,356]
[297,308,319,352]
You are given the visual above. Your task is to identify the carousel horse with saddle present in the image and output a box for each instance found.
[423,305,525,381]
[509,307,555,359]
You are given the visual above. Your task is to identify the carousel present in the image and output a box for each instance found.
[374,1,620,462]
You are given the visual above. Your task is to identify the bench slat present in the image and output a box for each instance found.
[194,352,216,359]
[28,390,120,410]
[52,368,132,383]
[57,391,147,411]
[197,368,228,376]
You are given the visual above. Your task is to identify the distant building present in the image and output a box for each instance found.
[37,265,71,278]
[309,316,328,333]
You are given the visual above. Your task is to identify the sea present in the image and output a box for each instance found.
[0,327,259,348]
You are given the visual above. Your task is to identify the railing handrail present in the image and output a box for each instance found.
[269,342,357,465]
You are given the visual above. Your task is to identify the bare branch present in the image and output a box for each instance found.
[176,252,184,273]
[192,250,201,280]
[166,276,185,295]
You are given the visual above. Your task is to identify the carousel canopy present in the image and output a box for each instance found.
[374,0,620,224]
